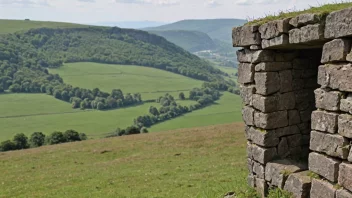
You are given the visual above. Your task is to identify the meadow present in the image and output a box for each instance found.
[0,19,87,34]
[0,123,248,198]
[150,92,242,132]
[0,92,241,141]
[49,62,204,100]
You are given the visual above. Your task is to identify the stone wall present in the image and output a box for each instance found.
[233,7,352,198]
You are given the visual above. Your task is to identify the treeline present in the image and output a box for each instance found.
[202,80,240,95]
[14,27,225,82]
[110,87,220,137]
[0,59,141,110]
[0,130,87,152]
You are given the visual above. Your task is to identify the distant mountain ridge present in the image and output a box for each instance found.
[149,30,217,52]
[144,19,247,43]
[93,21,167,29]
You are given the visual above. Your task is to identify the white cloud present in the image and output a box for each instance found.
[0,0,49,6]
[115,0,179,6]
[235,0,282,5]
[78,0,95,2]
[205,0,221,7]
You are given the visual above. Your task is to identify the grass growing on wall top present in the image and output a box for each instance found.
[247,2,352,25]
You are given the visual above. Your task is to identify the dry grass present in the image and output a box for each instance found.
[0,123,248,198]
[247,1,352,25]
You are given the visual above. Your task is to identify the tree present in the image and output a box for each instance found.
[46,131,66,145]
[0,140,16,152]
[13,133,29,149]
[0,85,4,93]
[29,132,46,147]
[179,92,185,100]
[9,84,21,93]
[149,106,159,116]
[63,130,81,142]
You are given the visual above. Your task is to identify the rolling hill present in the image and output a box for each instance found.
[144,19,246,43]
[0,123,248,197]
[149,30,217,52]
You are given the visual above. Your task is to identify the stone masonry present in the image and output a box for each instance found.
[233,7,352,198]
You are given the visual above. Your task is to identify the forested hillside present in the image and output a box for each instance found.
[15,27,223,81]
[149,30,217,52]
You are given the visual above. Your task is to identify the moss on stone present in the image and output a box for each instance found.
[247,2,352,25]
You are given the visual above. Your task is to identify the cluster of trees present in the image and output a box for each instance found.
[114,88,221,134]
[0,130,87,152]
[202,80,240,95]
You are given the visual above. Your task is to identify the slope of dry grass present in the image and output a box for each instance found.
[0,123,248,198]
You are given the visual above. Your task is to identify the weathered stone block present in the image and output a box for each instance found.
[253,94,279,113]
[315,88,342,111]
[233,25,261,47]
[289,110,301,125]
[336,189,352,198]
[259,19,290,39]
[247,157,254,173]
[338,162,352,192]
[295,89,315,111]
[341,94,352,114]
[254,111,288,130]
[255,72,280,95]
[238,63,255,84]
[279,92,295,110]
[278,137,289,158]
[240,84,256,106]
[300,109,314,123]
[310,179,336,198]
[338,114,352,139]
[245,127,279,147]
[276,125,300,137]
[265,159,307,188]
[247,143,277,164]
[310,131,349,159]
[262,34,289,49]
[242,106,255,126]
[287,134,302,148]
[279,70,293,93]
[250,45,262,50]
[255,62,292,72]
[253,161,265,179]
[311,110,338,133]
[298,122,311,134]
[284,171,312,198]
[275,51,299,62]
[325,7,352,39]
[237,49,274,63]
[321,39,351,63]
[289,13,321,27]
[293,79,305,91]
[289,24,324,44]
[255,178,268,198]
[309,152,341,182]
[248,174,256,188]
[318,64,352,92]
[301,69,318,79]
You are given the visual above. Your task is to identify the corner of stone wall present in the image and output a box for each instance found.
[233,6,352,198]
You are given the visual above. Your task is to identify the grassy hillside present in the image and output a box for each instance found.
[0,19,87,34]
[149,30,217,52]
[49,62,203,100]
[0,123,248,198]
[144,19,246,43]
[150,92,242,132]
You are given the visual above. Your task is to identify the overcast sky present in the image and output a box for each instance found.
[0,0,349,24]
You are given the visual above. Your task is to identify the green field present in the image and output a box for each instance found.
[0,19,87,34]
[49,62,203,100]
[150,92,242,132]
[0,123,248,198]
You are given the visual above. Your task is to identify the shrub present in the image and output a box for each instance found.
[13,133,29,149]
[63,130,81,142]
[140,127,149,133]
[29,132,46,147]
[46,131,66,145]
[0,140,16,152]
[79,133,88,140]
